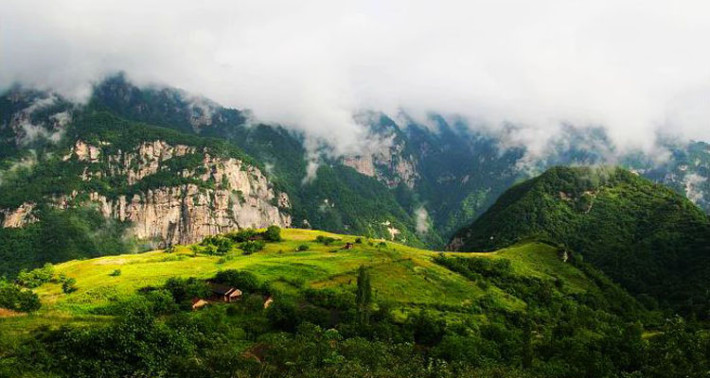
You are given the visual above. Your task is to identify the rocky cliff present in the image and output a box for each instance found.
[2,139,291,246]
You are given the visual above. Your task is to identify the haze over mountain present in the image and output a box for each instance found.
[3,0,710,156]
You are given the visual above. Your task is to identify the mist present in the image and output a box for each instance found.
[2,0,710,154]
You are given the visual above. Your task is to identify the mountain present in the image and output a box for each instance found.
[449,166,710,319]
[2,75,710,276]
[4,228,695,377]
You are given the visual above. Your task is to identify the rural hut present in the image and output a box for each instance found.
[191,298,209,310]
[210,283,243,302]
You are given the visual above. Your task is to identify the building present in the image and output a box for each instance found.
[210,283,243,302]
[263,296,274,309]
[191,298,209,310]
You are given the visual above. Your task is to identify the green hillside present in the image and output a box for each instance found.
[4,228,708,377]
[451,166,710,319]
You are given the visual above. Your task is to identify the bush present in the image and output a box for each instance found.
[62,278,78,294]
[355,238,362,244]
[16,263,54,288]
[315,235,337,246]
[0,281,41,312]
[297,244,309,252]
[214,270,261,292]
[263,225,282,242]
[267,300,300,331]
[200,236,233,255]
[240,240,265,255]
[225,228,259,243]
[163,277,210,304]
[109,269,122,277]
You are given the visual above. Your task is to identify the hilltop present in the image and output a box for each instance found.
[450,166,710,319]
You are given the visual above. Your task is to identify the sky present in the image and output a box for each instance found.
[2,0,710,154]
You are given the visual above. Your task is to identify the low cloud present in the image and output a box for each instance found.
[414,206,430,235]
[2,0,710,154]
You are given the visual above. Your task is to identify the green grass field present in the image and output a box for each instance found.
[0,228,588,337]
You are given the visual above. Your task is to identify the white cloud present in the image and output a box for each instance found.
[2,0,710,152]
[414,206,430,235]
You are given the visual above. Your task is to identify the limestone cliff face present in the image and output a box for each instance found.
[342,136,418,189]
[5,139,291,246]
[1,202,37,228]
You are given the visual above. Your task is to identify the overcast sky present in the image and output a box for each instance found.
[2,0,710,153]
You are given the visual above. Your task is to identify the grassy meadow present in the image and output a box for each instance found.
[0,229,581,336]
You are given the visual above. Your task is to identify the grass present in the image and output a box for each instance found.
[0,228,594,336]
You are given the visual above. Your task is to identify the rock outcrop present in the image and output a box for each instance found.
[1,202,37,228]
[342,139,418,189]
[5,139,291,246]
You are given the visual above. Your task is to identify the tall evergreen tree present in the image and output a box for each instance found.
[356,265,372,324]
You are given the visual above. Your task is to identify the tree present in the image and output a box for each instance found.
[356,265,372,325]
[62,278,77,294]
[16,263,54,288]
[264,225,282,242]
[240,240,265,255]
[214,270,260,292]
[0,282,41,312]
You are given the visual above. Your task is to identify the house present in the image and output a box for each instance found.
[191,298,209,310]
[343,242,353,250]
[210,283,243,302]
[263,296,274,309]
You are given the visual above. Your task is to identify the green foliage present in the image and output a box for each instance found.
[315,235,337,245]
[0,206,135,278]
[225,228,259,242]
[264,225,282,242]
[643,317,710,377]
[452,166,710,319]
[355,265,372,325]
[297,244,310,251]
[200,235,234,255]
[109,269,121,277]
[0,281,41,312]
[239,240,265,255]
[61,278,77,294]
[16,263,54,288]
[214,269,261,292]
[163,277,210,305]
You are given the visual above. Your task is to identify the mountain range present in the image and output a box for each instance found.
[2,75,710,377]
[0,74,710,272]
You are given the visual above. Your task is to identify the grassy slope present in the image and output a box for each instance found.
[451,166,710,319]
[1,229,595,339]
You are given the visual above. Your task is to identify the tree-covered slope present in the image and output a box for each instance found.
[450,166,710,319]
[87,75,433,246]
[5,228,704,377]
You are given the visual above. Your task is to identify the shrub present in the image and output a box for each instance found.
[0,281,41,312]
[16,263,54,288]
[263,225,282,242]
[315,235,337,246]
[200,236,233,255]
[214,270,261,292]
[109,269,122,277]
[62,278,78,294]
[225,228,259,243]
[355,237,362,244]
[297,244,309,252]
[240,240,265,255]
[163,277,210,304]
